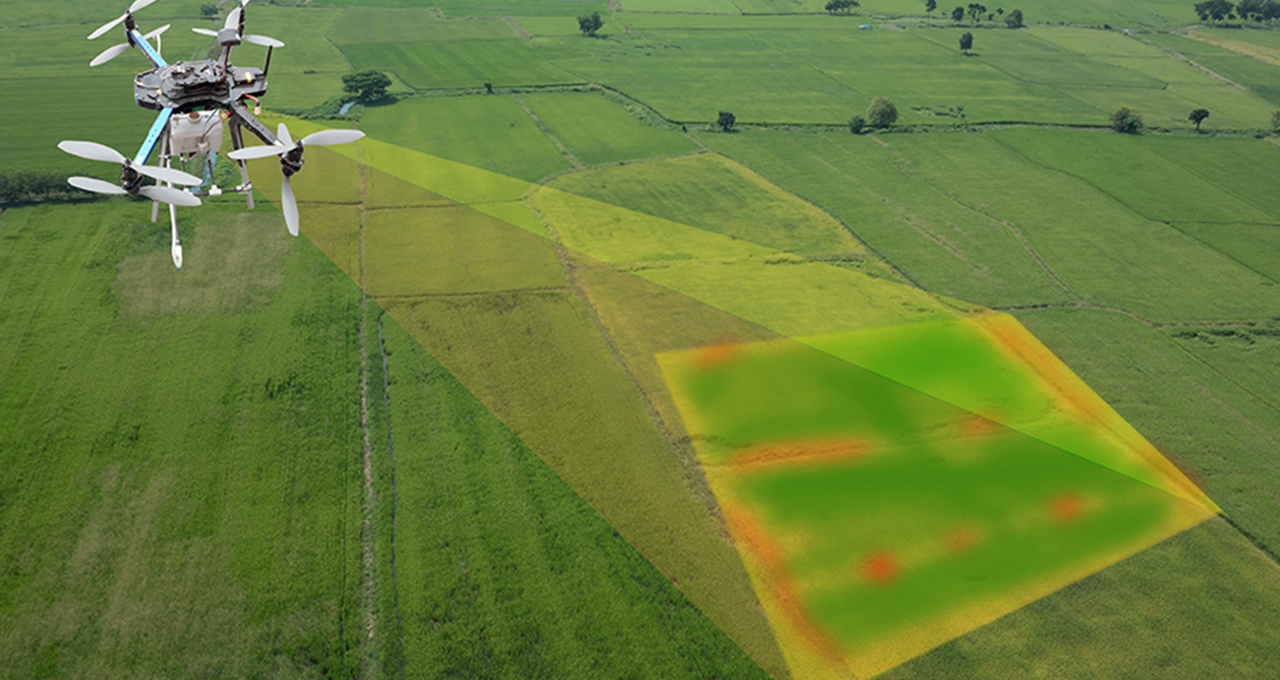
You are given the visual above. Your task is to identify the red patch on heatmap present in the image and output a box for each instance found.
[861,551,898,585]
[1050,493,1086,523]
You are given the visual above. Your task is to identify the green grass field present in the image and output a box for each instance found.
[359,96,571,182]
[520,91,698,166]
[7,0,1280,678]
[0,200,364,678]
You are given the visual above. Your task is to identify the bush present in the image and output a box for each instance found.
[717,111,736,132]
[1006,7,1024,27]
[1272,110,1280,133]
[1111,105,1144,134]
[849,115,866,134]
[866,97,899,128]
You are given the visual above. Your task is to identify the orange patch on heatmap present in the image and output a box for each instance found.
[693,338,742,369]
[959,413,1001,437]
[1050,493,1086,523]
[945,525,980,553]
[861,551,899,585]
[732,438,870,470]
[725,507,848,668]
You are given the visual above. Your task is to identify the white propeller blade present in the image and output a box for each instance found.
[140,185,202,207]
[300,129,366,147]
[143,24,170,41]
[59,140,126,164]
[277,122,294,147]
[191,27,218,37]
[227,144,288,160]
[87,0,158,40]
[90,42,131,67]
[281,175,299,236]
[225,7,241,31]
[138,165,202,186]
[242,34,283,48]
[68,177,128,195]
[59,140,201,185]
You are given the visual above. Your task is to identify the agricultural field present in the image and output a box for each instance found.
[5,0,1280,678]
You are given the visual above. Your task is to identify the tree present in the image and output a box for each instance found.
[925,0,937,20]
[1189,108,1210,131]
[967,2,987,24]
[960,31,974,53]
[1111,105,1144,133]
[952,6,965,22]
[825,0,860,13]
[342,70,392,101]
[200,3,219,18]
[577,11,603,36]
[717,111,736,132]
[849,115,866,134]
[867,97,899,127]
[1272,110,1280,133]
[1005,7,1024,26]
[1237,0,1263,20]
[1265,0,1280,23]
[1194,0,1235,22]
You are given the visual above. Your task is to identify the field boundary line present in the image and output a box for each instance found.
[511,93,584,168]
[523,184,725,519]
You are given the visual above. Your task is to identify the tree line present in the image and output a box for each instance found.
[1194,0,1280,22]
[0,170,78,204]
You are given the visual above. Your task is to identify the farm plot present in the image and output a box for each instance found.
[359,96,571,182]
[519,91,698,166]
[1135,136,1280,223]
[873,131,1280,322]
[989,127,1274,224]
[338,39,586,91]
[622,0,742,12]
[1174,222,1280,282]
[362,206,565,298]
[368,309,775,680]
[1011,308,1280,560]
[545,152,861,255]
[326,7,517,43]
[761,28,1106,124]
[0,200,363,679]
[551,30,868,124]
[701,130,1070,308]
[1189,53,1280,108]
[882,516,1280,679]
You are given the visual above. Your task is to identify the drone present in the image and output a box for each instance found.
[60,0,364,269]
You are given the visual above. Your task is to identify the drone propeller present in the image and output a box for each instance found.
[227,122,365,236]
[58,140,203,186]
[68,176,202,207]
[87,0,158,40]
[243,34,283,48]
[192,26,282,48]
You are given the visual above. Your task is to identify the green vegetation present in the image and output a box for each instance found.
[0,200,364,678]
[359,96,571,182]
[547,153,863,256]
[342,69,392,101]
[519,91,699,166]
[10,0,1280,678]
[578,11,604,36]
[368,309,775,680]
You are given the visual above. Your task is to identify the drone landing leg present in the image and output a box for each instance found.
[170,201,182,270]
[228,118,255,210]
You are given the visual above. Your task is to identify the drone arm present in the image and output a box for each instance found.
[127,26,167,68]
[226,99,278,148]
[133,108,174,166]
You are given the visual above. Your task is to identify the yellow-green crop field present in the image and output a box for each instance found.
[4,0,1280,678]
